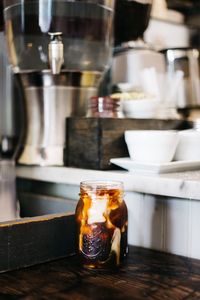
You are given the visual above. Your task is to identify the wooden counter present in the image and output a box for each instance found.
[1,246,200,299]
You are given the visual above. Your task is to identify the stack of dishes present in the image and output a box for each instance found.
[112,92,160,119]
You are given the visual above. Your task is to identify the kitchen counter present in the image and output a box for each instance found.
[0,246,200,299]
[17,166,200,200]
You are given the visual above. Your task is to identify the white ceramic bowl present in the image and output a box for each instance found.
[174,130,200,161]
[124,130,179,164]
[122,99,159,118]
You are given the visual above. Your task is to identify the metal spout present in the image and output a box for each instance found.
[48,32,64,75]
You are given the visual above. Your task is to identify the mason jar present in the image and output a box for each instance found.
[75,180,128,270]
[86,96,124,118]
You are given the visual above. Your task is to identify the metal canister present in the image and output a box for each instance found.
[162,48,200,108]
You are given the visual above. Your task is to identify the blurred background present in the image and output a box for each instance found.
[1,0,200,162]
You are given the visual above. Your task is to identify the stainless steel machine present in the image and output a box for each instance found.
[3,0,115,165]
[162,47,200,109]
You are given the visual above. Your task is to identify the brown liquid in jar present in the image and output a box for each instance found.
[75,181,128,270]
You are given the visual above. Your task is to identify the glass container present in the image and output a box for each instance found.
[3,0,116,166]
[75,181,128,270]
[4,0,115,73]
[87,96,123,118]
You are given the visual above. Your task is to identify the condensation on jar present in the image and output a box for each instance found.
[75,181,128,270]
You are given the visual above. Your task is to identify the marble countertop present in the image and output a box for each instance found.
[16,166,200,200]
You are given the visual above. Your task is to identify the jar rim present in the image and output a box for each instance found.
[80,180,124,190]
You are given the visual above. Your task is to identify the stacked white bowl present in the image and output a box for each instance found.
[174,130,200,161]
[124,130,179,164]
[125,129,200,164]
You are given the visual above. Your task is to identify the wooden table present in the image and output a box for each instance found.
[0,246,200,299]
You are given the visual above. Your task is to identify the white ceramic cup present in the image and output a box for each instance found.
[174,130,200,161]
[122,99,159,119]
[125,130,179,164]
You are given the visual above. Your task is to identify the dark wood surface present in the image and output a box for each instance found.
[1,246,200,299]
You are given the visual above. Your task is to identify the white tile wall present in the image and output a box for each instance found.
[41,182,200,260]
[125,192,200,260]
[190,200,200,259]
[142,194,164,250]
[125,192,143,247]
[163,198,190,257]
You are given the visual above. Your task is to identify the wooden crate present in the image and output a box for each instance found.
[0,193,76,273]
[65,117,192,170]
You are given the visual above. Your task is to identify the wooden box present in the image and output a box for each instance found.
[66,117,191,170]
[0,193,76,273]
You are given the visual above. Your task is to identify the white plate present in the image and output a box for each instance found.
[110,157,200,174]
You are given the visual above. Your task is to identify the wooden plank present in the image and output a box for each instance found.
[66,117,100,169]
[0,191,77,273]
[19,192,76,217]
[0,213,76,273]
[0,227,9,271]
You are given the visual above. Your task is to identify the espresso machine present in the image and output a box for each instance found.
[3,0,115,165]
[112,0,165,93]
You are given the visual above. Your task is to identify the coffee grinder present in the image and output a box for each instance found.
[3,0,115,165]
[112,0,165,93]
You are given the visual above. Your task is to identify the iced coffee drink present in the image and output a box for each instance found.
[75,181,128,269]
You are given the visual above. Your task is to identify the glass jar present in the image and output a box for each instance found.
[75,181,128,270]
[87,96,123,118]
[4,0,115,73]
